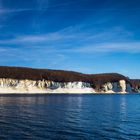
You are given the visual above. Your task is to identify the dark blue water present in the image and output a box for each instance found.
[0,94,140,140]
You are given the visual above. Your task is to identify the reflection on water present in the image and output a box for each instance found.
[0,94,140,140]
[120,96,127,118]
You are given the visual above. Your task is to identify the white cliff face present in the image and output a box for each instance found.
[102,80,132,93]
[102,82,119,93]
[119,80,126,93]
[102,82,114,93]
[0,78,95,93]
[0,78,136,93]
[64,82,86,89]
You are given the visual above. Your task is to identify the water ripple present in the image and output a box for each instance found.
[0,94,140,139]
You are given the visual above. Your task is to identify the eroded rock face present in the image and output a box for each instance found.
[102,80,132,93]
[0,78,137,93]
[119,80,126,92]
[0,78,93,90]
[0,78,19,87]
[126,84,132,92]
[133,86,140,93]
[102,82,118,92]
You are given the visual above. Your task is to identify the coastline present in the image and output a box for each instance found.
[0,66,139,94]
[0,87,131,94]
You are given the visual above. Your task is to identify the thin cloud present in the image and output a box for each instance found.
[0,33,76,44]
[0,23,138,54]
[0,25,90,44]
[0,25,132,44]
[0,8,32,14]
[68,42,140,53]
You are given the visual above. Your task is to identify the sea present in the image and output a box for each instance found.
[0,94,140,140]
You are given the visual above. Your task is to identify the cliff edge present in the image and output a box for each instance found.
[0,66,139,93]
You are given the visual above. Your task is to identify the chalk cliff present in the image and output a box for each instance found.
[0,66,139,93]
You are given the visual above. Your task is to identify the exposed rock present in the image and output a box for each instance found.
[119,80,126,93]
[0,66,139,93]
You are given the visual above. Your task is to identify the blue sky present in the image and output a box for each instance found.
[0,0,140,78]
